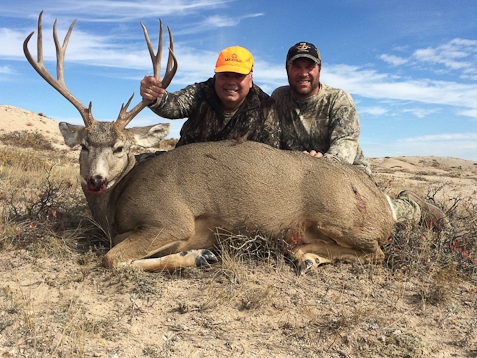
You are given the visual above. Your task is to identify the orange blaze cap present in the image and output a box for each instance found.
[215,46,253,74]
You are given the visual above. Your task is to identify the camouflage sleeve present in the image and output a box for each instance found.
[148,83,202,119]
[324,90,360,164]
[260,105,281,148]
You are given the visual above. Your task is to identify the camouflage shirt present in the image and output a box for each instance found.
[271,83,370,173]
[149,77,280,148]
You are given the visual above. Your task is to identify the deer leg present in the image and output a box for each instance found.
[132,249,217,271]
[103,214,219,271]
[292,241,384,275]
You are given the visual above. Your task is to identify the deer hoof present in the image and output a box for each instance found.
[194,250,217,267]
[298,259,315,275]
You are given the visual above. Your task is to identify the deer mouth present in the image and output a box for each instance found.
[85,177,107,193]
[86,184,106,193]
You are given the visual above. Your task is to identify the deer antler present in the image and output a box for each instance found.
[115,19,177,131]
[23,11,95,127]
[23,12,177,130]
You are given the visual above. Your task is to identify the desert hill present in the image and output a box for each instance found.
[2,104,476,172]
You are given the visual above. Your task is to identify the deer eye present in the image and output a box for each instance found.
[114,146,123,154]
[81,144,89,152]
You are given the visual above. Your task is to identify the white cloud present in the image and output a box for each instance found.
[0,66,12,74]
[412,38,477,72]
[379,38,477,80]
[414,48,472,70]
[5,0,232,22]
[204,15,240,27]
[175,13,264,34]
[358,106,389,116]
[391,133,477,160]
[322,64,477,109]
[364,133,477,160]
[203,13,262,28]
[402,107,440,118]
[397,133,477,142]
[379,54,408,66]
[458,108,477,119]
[0,29,26,57]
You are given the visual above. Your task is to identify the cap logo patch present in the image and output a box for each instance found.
[225,53,242,62]
[297,42,310,52]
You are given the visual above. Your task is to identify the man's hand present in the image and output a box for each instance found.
[303,150,323,158]
[303,150,333,160]
[140,75,166,105]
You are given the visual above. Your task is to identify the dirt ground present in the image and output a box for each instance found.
[0,105,476,357]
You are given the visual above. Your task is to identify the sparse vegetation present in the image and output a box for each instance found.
[0,130,54,151]
[0,147,49,172]
[0,138,476,357]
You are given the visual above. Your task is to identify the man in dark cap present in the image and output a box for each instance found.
[272,42,446,228]
[272,42,369,172]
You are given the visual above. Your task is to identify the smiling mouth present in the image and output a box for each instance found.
[226,89,237,93]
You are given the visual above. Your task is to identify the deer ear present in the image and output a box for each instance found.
[129,123,171,148]
[59,122,85,147]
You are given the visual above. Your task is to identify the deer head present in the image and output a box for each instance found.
[24,12,176,193]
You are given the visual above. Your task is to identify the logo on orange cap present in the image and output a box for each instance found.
[215,46,253,74]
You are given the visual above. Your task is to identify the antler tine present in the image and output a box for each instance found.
[166,26,173,72]
[23,11,95,128]
[162,26,178,89]
[115,19,178,131]
[141,19,162,81]
[156,20,164,81]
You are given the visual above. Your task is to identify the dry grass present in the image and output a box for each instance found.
[0,141,476,357]
[0,130,56,151]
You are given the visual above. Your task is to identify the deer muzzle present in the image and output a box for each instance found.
[85,176,107,193]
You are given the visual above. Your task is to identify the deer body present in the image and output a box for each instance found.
[61,129,394,271]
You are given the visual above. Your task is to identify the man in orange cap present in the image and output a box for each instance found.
[140,46,278,147]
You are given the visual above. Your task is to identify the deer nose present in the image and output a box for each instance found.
[89,177,105,186]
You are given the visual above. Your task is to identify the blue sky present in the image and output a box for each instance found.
[1,0,477,160]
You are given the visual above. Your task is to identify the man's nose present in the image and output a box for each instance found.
[226,77,238,84]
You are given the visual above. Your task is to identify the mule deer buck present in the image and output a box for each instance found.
[24,12,395,273]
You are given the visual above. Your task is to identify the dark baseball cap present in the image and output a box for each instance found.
[286,42,321,67]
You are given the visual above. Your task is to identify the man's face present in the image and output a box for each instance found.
[287,58,320,99]
[214,72,253,113]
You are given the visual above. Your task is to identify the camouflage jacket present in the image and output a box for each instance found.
[271,83,370,173]
[149,77,280,148]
